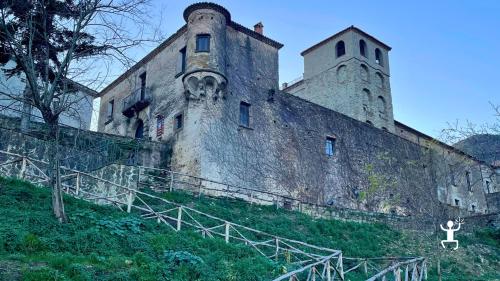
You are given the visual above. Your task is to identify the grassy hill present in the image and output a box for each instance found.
[0,176,498,281]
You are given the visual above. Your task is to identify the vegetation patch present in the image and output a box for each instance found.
[0,176,498,280]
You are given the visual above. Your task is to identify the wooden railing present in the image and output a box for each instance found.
[0,149,427,281]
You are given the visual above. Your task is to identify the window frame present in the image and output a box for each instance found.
[174,112,184,132]
[466,171,472,191]
[335,41,346,58]
[239,101,251,128]
[139,72,147,100]
[156,115,165,137]
[106,99,114,122]
[325,136,337,157]
[375,48,383,66]
[176,47,187,77]
[359,39,367,57]
[196,34,211,53]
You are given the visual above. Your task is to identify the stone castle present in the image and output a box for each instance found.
[96,3,499,217]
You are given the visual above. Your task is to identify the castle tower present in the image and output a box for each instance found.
[182,3,229,101]
[286,26,395,132]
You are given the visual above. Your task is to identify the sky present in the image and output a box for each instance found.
[95,0,500,138]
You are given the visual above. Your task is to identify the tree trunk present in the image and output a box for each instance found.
[20,85,32,132]
[47,120,67,223]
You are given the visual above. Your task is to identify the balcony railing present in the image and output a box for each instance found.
[122,88,151,117]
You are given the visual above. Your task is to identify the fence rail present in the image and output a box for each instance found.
[0,149,427,281]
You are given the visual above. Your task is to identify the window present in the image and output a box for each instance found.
[449,165,456,186]
[135,119,144,139]
[156,115,164,137]
[239,102,250,127]
[366,120,373,125]
[325,136,336,156]
[466,171,472,191]
[454,199,460,206]
[485,180,491,193]
[139,72,147,100]
[360,64,369,81]
[375,48,383,65]
[362,88,371,107]
[196,34,210,52]
[174,113,183,131]
[471,204,476,212]
[375,72,384,88]
[106,100,114,120]
[336,41,345,57]
[176,47,187,76]
[337,65,347,83]
[377,96,386,114]
[359,40,367,57]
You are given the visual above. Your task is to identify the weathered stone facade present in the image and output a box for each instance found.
[0,60,97,130]
[97,3,499,217]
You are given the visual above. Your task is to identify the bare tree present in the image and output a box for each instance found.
[0,0,161,222]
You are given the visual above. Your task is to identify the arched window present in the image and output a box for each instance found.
[336,41,346,58]
[375,72,384,88]
[336,65,347,83]
[362,88,371,107]
[375,48,383,65]
[360,64,369,81]
[135,119,144,139]
[359,40,367,57]
[377,96,386,114]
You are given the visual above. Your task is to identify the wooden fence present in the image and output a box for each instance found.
[0,149,427,281]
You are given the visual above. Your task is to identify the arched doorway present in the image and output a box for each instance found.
[135,119,144,139]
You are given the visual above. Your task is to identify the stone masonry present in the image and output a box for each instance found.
[97,3,499,218]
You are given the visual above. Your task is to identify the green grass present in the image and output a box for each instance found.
[0,177,499,281]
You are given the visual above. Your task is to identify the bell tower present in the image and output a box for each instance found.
[289,26,395,132]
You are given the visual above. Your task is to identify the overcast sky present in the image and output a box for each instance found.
[97,0,500,138]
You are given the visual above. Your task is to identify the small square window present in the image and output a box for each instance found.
[325,136,336,156]
[196,34,210,52]
[454,199,460,206]
[174,113,183,131]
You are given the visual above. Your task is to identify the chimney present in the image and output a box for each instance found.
[254,22,264,35]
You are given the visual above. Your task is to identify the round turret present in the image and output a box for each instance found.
[182,3,229,101]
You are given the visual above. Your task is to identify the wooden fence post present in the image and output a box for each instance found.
[76,173,80,196]
[19,157,26,179]
[338,252,344,280]
[326,260,331,281]
[224,221,230,243]
[274,238,279,261]
[176,206,182,231]
[126,191,134,213]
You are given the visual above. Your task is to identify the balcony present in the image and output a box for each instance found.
[122,88,151,118]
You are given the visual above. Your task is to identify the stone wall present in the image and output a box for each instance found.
[200,89,495,217]
[0,115,171,172]
[486,192,500,213]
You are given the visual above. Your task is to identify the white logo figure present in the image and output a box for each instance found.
[440,218,462,250]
